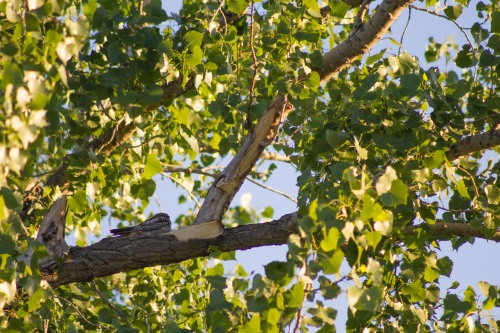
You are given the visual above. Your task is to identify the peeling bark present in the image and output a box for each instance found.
[195,95,294,225]
[21,196,68,265]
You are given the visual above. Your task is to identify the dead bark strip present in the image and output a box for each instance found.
[194,95,294,224]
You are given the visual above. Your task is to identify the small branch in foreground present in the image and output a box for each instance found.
[161,172,202,208]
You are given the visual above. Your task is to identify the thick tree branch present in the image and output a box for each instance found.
[40,213,299,288]
[446,129,500,160]
[319,0,413,82]
[39,210,500,288]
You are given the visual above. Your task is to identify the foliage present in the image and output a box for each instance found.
[0,0,499,331]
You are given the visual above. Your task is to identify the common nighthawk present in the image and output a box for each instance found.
[110,213,172,236]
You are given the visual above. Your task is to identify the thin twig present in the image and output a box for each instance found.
[90,281,131,324]
[291,282,311,333]
[456,166,480,198]
[409,5,474,49]
[55,295,98,326]
[153,193,162,212]
[122,134,164,149]
[209,0,228,33]
[245,0,258,129]
[161,172,202,208]
[398,7,411,54]
[163,165,220,177]
[245,177,297,203]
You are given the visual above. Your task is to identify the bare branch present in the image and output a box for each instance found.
[403,223,500,242]
[354,0,372,29]
[163,165,220,177]
[409,5,474,49]
[446,129,500,160]
[245,177,297,203]
[90,281,130,325]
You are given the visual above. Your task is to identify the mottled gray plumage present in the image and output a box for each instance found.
[110,213,171,236]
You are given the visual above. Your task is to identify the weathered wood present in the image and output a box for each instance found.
[194,95,294,225]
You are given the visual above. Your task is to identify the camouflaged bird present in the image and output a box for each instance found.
[110,213,172,236]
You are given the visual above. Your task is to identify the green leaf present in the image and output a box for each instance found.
[186,45,203,69]
[375,166,397,195]
[139,84,163,104]
[265,261,292,285]
[184,30,204,48]
[380,179,408,207]
[302,0,319,11]
[320,227,340,252]
[423,150,444,168]
[485,185,500,204]
[354,137,368,160]
[455,49,473,68]
[319,249,344,275]
[238,313,261,333]
[285,282,305,308]
[455,179,470,199]
[143,154,162,179]
[347,286,382,313]
[227,0,248,14]
[443,5,463,19]
[388,52,419,74]
[491,11,500,34]
[0,235,16,255]
[305,71,320,88]
[1,63,23,88]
